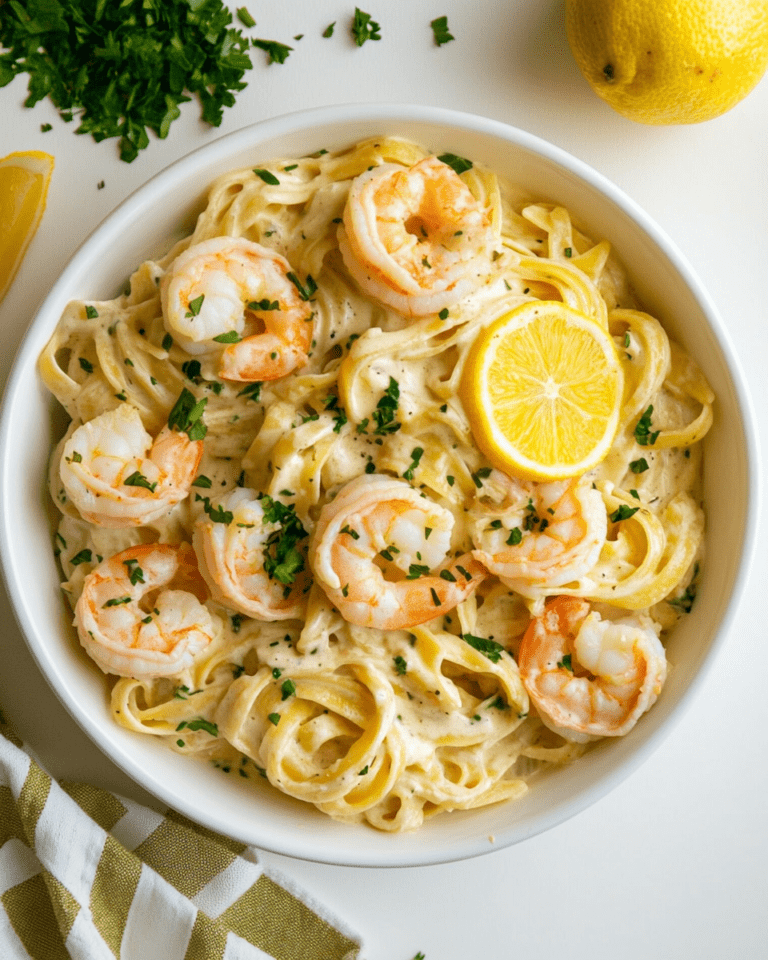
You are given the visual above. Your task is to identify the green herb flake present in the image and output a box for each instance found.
[393,655,407,676]
[373,376,401,435]
[252,38,293,64]
[69,548,93,566]
[0,0,254,162]
[186,717,219,737]
[260,495,308,585]
[557,654,573,671]
[280,678,296,701]
[236,7,256,28]
[268,712,280,726]
[403,446,424,481]
[437,152,473,175]
[634,405,660,446]
[85,305,99,319]
[212,330,242,343]
[610,504,640,523]
[123,470,157,492]
[630,457,649,474]
[463,633,504,663]
[79,357,94,374]
[254,167,280,185]
[286,271,318,301]
[323,22,336,38]
[167,387,207,441]
[351,8,381,46]
[430,15,454,46]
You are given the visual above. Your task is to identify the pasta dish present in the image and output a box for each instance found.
[40,137,714,832]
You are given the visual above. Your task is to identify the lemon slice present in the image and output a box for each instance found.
[461,301,623,480]
[0,151,54,304]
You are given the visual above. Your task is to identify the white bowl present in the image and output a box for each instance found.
[0,104,759,866]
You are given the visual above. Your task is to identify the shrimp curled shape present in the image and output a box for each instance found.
[470,473,606,599]
[60,405,203,528]
[74,543,217,679]
[310,474,487,631]
[519,596,667,741]
[160,236,314,382]
[193,488,311,621]
[339,156,494,318]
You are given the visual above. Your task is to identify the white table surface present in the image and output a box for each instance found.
[1,3,766,958]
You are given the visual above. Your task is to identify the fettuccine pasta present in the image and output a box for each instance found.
[40,137,713,832]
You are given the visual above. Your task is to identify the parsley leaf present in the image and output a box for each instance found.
[351,7,381,46]
[252,37,293,64]
[437,152,473,175]
[462,633,505,663]
[260,495,308,586]
[167,388,207,441]
[372,376,401,435]
[430,16,454,46]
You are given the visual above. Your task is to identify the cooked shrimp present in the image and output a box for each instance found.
[193,488,311,621]
[470,472,606,598]
[160,236,313,382]
[338,156,494,318]
[60,404,203,528]
[310,474,487,630]
[519,596,667,740]
[75,543,217,679]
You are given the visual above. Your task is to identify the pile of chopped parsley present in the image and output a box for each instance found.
[0,3,456,162]
[0,0,253,162]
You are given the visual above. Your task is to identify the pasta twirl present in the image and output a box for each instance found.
[40,137,713,832]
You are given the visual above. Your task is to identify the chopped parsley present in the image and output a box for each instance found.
[634,405,660,446]
[463,633,504,663]
[260,495,308,586]
[630,457,650,474]
[557,654,573,672]
[610,504,640,523]
[372,376,401,435]
[351,8,381,46]
[437,152,473,175]
[254,168,280,185]
[236,7,256,28]
[393,655,407,675]
[78,357,93,374]
[403,446,424,481]
[0,0,255,161]
[184,717,219,737]
[430,15,454,46]
[323,22,336,38]
[286,271,318,301]
[167,388,207,440]
[280,678,296,700]
[123,470,157,492]
[69,548,92,566]
[212,330,242,343]
[252,37,293,64]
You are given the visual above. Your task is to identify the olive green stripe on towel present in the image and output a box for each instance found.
[61,780,127,834]
[134,813,242,898]
[183,911,228,960]
[220,874,360,960]
[17,761,51,841]
[90,833,142,956]
[0,784,27,845]
[2,873,71,960]
[43,870,81,942]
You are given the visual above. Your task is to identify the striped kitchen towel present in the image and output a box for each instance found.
[0,709,362,960]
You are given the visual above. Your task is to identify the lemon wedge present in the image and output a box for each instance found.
[461,301,623,480]
[0,151,54,304]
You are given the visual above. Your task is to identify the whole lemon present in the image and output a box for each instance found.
[566,0,768,124]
